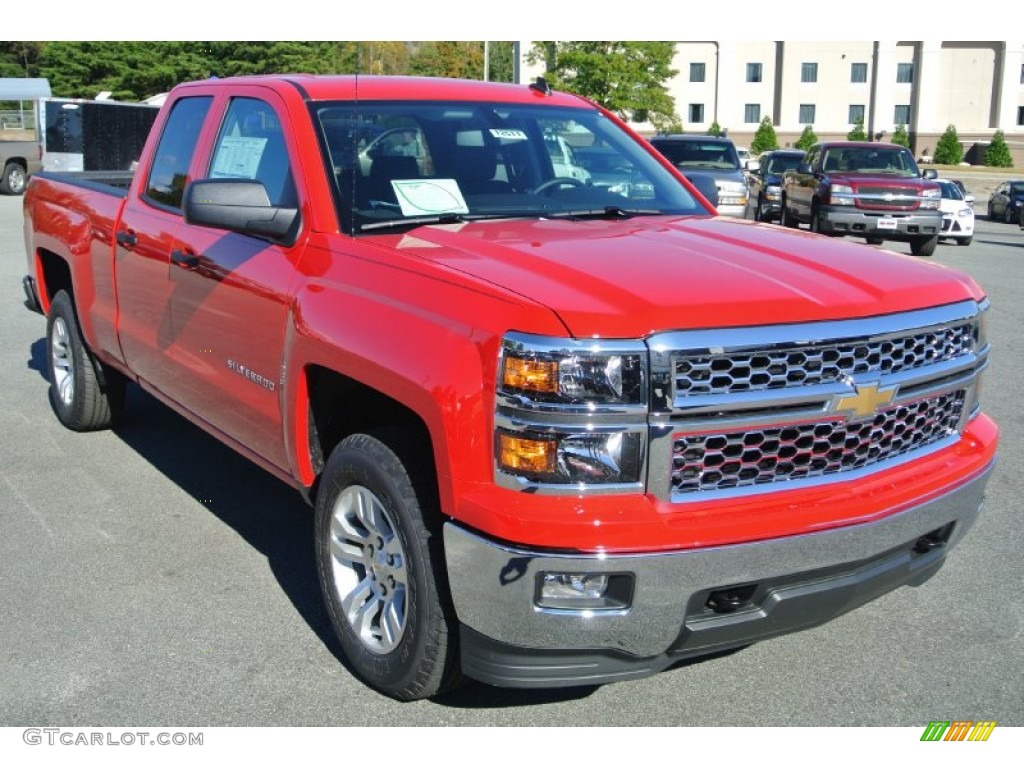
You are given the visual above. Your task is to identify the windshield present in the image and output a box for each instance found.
[821,146,920,177]
[1011,183,1024,196]
[312,101,703,233]
[938,181,964,201]
[764,154,804,175]
[650,140,741,171]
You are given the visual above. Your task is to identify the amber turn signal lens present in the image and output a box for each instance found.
[502,357,559,394]
[498,433,556,474]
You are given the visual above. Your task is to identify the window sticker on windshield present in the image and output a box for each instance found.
[489,128,528,141]
[211,136,267,180]
[392,179,469,216]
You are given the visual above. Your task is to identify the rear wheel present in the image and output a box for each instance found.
[46,290,125,430]
[315,431,462,701]
[910,234,938,257]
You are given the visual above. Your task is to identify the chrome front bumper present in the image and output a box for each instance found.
[445,464,992,686]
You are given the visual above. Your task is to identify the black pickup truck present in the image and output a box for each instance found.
[780,141,942,256]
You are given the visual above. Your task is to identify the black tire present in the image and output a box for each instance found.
[1005,207,1015,225]
[46,290,125,430]
[957,236,973,246]
[809,205,823,234]
[753,195,764,222]
[865,237,884,245]
[315,430,462,701]
[0,162,27,195]
[910,234,938,257]
[987,203,995,220]
[781,196,798,228]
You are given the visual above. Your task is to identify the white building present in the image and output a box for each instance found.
[518,41,1024,163]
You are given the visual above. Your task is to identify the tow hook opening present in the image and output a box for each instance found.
[706,583,758,614]
[913,522,955,555]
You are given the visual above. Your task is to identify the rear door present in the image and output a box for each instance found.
[163,88,306,471]
[115,92,216,388]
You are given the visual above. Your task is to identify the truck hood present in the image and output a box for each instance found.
[385,215,982,338]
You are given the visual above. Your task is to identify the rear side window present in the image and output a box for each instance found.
[144,96,212,211]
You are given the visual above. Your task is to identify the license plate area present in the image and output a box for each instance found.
[877,218,898,230]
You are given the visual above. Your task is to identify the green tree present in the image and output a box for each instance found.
[707,120,725,137]
[410,42,485,79]
[847,116,867,141]
[933,124,963,165]
[983,130,1014,168]
[527,41,679,130]
[750,116,778,154]
[794,124,817,151]
[891,123,910,148]
[0,41,45,78]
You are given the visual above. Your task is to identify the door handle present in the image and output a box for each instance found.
[116,229,137,248]
[170,248,200,269]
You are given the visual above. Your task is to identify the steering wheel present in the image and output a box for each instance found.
[532,177,586,195]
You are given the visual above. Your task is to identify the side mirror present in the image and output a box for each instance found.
[744,160,761,172]
[184,179,298,242]
[964,195,975,204]
[684,174,719,208]
[797,162,813,175]
[922,169,938,179]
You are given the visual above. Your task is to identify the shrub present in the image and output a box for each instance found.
[983,130,1013,168]
[933,125,963,165]
[750,116,778,154]
[707,120,726,137]
[891,124,910,148]
[794,124,817,151]
[847,117,867,142]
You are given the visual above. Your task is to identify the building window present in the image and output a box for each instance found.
[851,63,867,83]
[1017,105,1024,125]
[688,103,705,123]
[746,63,762,83]
[849,104,865,124]
[744,104,760,123]
[801,63,818,83]
[690,63,706,83]
[799,104,816,124]
[894,105,911,125]
[1020,63,1024,84]
[896,63,914,84]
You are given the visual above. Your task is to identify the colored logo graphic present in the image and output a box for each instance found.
[920,721,997,742]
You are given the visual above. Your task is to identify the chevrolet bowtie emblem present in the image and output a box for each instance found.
[832,381,898,418]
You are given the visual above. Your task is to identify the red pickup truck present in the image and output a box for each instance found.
[22,75,998,701]
[780,141,943,256]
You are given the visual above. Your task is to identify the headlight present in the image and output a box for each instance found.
[497,333,648,489]
[920,188,941,210]
[830,184,855,206]
[765,184,781,201]
[500,335,646,405]
[957,207,974,218]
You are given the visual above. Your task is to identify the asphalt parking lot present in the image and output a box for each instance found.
[0,193,1021,727]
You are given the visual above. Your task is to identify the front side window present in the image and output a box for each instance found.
[897,63,914,84]
[799,104,816,124]
[801,63,818,83]
[851,63,867,83]
[746,63,762,83]
[144,96,212,210]
[312,100,703,234]
[209,97,297,208]
[690,63,706,82]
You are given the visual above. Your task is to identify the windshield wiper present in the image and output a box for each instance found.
[359,212,466,232]
[549,206,664,220]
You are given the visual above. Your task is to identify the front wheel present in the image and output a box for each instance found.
[781,196,798,228]
[46,290,125,430]
[910,234,938,257]
[0,162,27,195]
[315,431,462,700]
[865,237,884,245]
[957,236,973,246]
[1005,207,1016,225]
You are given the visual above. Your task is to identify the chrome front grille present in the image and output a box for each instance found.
[648,301,988,501]
[671,391,965,494]
[674,322,975,396]
[856,186,920,211]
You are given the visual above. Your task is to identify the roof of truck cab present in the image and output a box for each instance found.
[174,74,594,108]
